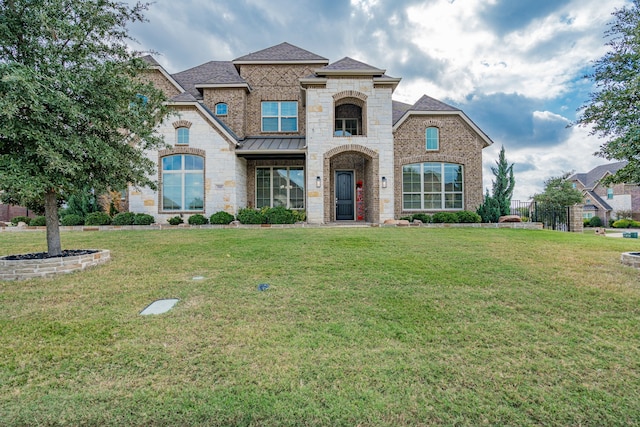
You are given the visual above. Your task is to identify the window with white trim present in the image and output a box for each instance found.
[162,154,204,211]
[426,127,439,150]
[256,167,304,209]
[176,127,189,145]
[215,103,228,116]
[403,162,463,210]
[261,101,298,132]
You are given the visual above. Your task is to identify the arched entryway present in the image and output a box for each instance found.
[323,145,379,223]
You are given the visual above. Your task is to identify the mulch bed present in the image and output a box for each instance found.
[1,249,98,261]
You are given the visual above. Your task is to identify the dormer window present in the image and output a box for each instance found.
[426,127,439,150]
[176,127,189,145]
[215,103,228,116]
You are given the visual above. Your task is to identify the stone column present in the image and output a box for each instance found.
[569,204,584,232]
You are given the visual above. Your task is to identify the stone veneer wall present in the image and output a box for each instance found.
[142,69,181,98]
[0,250,110,281]
[393,115,485,218]
[568,204,584,233]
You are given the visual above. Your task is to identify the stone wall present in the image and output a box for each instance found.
[0,250,110,281]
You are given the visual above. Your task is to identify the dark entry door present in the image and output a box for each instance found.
[336,171,354,220]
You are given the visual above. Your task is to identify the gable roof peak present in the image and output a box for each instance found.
[233,42,328,64]
[317,57,386,75]
[410,94,459,112]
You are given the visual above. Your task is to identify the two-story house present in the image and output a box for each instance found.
[130,42,493,224]
[569,161,640,223]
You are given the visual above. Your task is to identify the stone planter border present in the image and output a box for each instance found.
[0,249,110,281]
[621,252,640,270]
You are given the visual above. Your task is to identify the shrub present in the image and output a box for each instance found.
[612,219,633,228]
[188,214,209,225]
[112,212,135,225]
[583,218,591,227]
[30,216,46,226]
[292,209,306,223]
[134,213,155,225]
[456,211,481,223]
[84,212,111,226]
[265,206,295,224]
[61,214,85,226]
[210,211,235,225]
[432,212,458,223]
[412,213,432,224]
[167,216,183,225]
[588,216,603,227]
[10,216,31,225]
[236,208,265,224]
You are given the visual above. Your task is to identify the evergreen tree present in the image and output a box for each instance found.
[491,146,516,216]
[0,0,169,256]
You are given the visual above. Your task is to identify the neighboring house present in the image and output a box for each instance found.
[569,161,640,223]
[131,42,493,224]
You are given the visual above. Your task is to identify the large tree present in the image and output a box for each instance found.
[576,0,640,185]
[0,0,168,256]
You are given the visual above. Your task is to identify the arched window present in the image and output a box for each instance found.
[426,127,439,150]
[176,127,189,145]
[215,103,228,116]
[162,154,204,211]
[402,162,463,210]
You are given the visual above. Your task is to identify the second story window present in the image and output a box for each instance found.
[176,127,189,145]
[607,188,614,199]
[426,127,439,150]
[262,101,298,132]
[215,103,228,116]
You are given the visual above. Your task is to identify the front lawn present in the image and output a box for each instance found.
[1,228,639,426]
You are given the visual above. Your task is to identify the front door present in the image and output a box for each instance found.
[336,171,354,220]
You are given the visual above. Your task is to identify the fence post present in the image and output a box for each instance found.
[568,204,584,233]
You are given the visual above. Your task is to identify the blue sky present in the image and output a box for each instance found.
[126,0,631,200]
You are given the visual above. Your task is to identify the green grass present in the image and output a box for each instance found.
[1,227,639,426]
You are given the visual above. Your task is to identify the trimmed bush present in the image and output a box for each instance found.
[432,212,458,223]
[292,210,306,223]
[10,216,31,226]
[84,212,112,226]
[167,216,183,225]
[112,212,136,225]
[456,211,481,223]
[265,206,295,224]
[61,214,85,226]
[30,216,47,226]
[588,216,603,227]
[236,208,265,224]
[613,219,633,228]
[188,214,209,225]
[134,213,155,225]
[210,211,235,225]
[583,218,591,227]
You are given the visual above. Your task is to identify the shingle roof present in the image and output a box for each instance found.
[410,94,459,112]
[319,57,385,74]
[233,42,328,63]
[392,100,412,125]
[172,61,247,99]
[571,161,629,189]
[140,55,161,67]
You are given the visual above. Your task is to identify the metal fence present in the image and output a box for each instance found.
[510,200,570,231]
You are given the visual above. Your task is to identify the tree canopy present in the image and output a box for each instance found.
[533,172,584,209]
[0,0,168,255]
[576,0,640,185]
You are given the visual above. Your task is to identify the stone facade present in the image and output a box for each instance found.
[134,43,492,224]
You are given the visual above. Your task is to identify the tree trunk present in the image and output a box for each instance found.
[44,191,62,257]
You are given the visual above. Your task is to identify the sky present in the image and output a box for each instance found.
[125,0,631,201]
